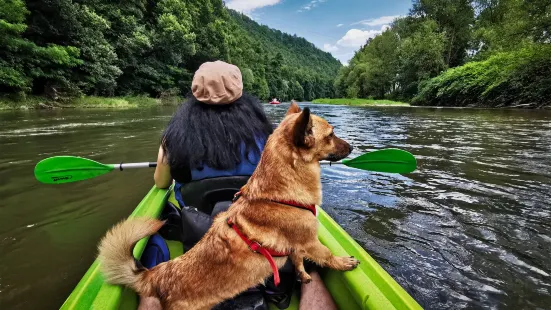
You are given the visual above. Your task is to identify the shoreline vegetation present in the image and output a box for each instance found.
[1,96,411,110]
[312,98,409,106]
[333,0,551,109]
[3,1,549,109]
[0,96,182,110]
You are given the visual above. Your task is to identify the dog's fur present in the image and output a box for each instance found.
[98,102,359,310]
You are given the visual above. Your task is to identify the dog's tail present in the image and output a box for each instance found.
[97,217,164,291]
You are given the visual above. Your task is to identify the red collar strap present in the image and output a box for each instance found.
[232,191,317,216]
[272,200,317,216]
[227,218,289,286]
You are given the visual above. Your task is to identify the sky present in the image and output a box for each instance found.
[225,0,412,65]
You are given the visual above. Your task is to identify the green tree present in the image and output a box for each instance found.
[24,0,120,95]
[357,29,400,98]
[241,67,255,91]
[253,76,270,100]
[0,0,80,94]
[1,1,342,100]
[411,0,474,67]
[471,0,551,58]
[289,80,304,101]
[397,19,447,98]
[413,44,551,108]
[334,65,352,98]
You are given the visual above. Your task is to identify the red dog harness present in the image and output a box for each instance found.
[228,192,316,286]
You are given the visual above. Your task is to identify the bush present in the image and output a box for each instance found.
[412,44,551,108]
[159,88,182,106]
[72,96,158,107]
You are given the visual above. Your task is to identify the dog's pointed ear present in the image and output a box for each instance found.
[293,107,314,148]
[286,101,301,116]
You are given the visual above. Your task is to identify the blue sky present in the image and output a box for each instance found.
[225,0,412,64]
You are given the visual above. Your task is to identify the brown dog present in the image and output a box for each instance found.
[98,102,360,310]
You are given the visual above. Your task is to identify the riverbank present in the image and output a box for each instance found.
[312,98,409,106]
[0,95,181,110]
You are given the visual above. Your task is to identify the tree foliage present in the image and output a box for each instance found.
[411,0,474,67]
[471,0,551,57]
[412,45,551,108]
[397,19,447,98]
[335,0,550,107]
[336,17,447,100]
[0,0,81,94]
[0,0,341,101]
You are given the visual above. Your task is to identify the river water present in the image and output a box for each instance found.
[0,104,550,309]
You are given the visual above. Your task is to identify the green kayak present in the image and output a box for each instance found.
[60,186,422,310]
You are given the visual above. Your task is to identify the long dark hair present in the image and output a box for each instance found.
[162,92,273,180]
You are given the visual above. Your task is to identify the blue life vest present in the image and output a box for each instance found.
[140,234,170,269]
[174,137,266,208]
[141,137,266,269]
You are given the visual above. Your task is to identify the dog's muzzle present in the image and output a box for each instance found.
[324,144,353,161]
[324,154,344,161]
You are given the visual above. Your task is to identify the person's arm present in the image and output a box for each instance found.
[154,145,172,189]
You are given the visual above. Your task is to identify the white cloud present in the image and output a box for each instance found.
[298,0,327,13]
[337,23,344,27]
[226,0,282,14]
[336,25,388,48]
[352,15,400,27]
[323,43,339,52]
[334,52,354,65]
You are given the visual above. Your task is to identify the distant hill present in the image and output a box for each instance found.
[228,10,342,100]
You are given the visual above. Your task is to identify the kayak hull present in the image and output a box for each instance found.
[61,186,422,310]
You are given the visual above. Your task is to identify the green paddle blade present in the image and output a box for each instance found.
[342,149,417,174]
[34,156,114,184]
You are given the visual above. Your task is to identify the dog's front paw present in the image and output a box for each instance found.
[333,256,360,271]
[298,271,312,283]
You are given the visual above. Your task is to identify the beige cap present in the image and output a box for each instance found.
[191,61,243,105]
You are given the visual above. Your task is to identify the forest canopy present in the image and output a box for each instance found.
[0,0,342,102]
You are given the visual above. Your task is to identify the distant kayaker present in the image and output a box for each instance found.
[153,60,337,310]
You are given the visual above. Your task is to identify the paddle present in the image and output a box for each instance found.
[34,149,417,184]
[34,156,155,184]
[320,148,416,173]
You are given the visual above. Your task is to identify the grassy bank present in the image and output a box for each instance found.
[412,45,551,108]
[312,98,409,106]
[0,95,181,110]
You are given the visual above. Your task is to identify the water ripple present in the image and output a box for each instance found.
[294,105,551,309]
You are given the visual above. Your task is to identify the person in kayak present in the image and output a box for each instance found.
[153,60,337,310]
[154,60,271,194]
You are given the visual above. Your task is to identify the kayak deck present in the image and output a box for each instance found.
[60,186,422,310]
